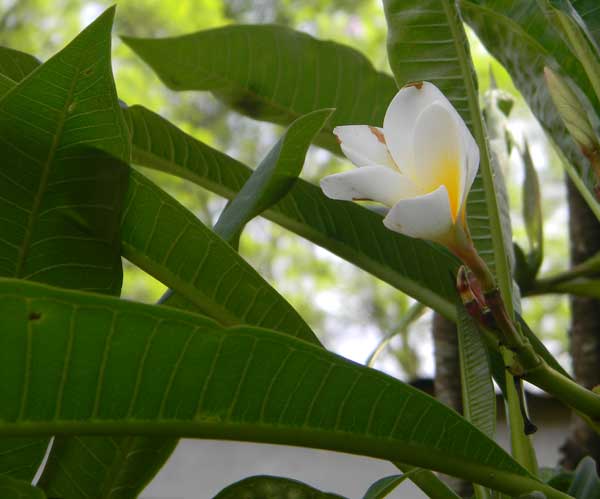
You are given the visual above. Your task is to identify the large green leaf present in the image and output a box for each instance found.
[461,0,600,218]
[123,105,460,319]
[0,7,128,482]
[133,109,334,496]
[457,305,496,440]
[121,25,397,153]
[37,166,324,499]
[0,476,46,499]
[213,475,346,499]
[0,277,560,497]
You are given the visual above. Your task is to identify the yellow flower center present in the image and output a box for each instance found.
[433,158,461,222]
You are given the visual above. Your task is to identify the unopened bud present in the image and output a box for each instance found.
[544,67,599,158]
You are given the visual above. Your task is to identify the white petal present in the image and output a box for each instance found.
[320,165,422,207]
[459,121,480,210]
[383,185,454,242]
[383,81,461,176]
[412,102,463,220]
[333,125,396,168]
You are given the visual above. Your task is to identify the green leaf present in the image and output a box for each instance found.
[382,0,514,310]
[457,303,496,499]
[542,1,600,104]
[213,475,347,499]
[362,474,413,499]
[570,0,600,49]
[393,464,462,499]
[122,105,460,320]
[0,5,128,290]
[0,277,559,497]
[0,47,40,82]
[461,0,600,219]
[37,436,178,499]
[122,168,320,344]
[213,108,334,242]
[366,302,426,368]
[568,457,600,499]
[0,6,128,483]
[121,25,397,153]
[457,305,495,439]
[0,475,46,499]
[522,142,544,279]
[145,109,334,491]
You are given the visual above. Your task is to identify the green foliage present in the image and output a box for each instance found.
[121,24,397,153]
[0,277,550,496]
[361,473,414,499]
[124,104,461,319]
[213,475,347,499]
[462,0,600,217]
[212,108,334,244]
[1,3,598,499]
[0,476,46,499]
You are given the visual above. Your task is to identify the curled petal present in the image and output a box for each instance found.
[412,102,463,220]
[320,165,423,207]
[333,125,396,168]
[459,122,480,212]
[384,82,458,175]
[383,185,454,242]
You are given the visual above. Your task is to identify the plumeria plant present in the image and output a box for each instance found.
[2,1,600,499]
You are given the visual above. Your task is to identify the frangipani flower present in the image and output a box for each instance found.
[320,81,479,252]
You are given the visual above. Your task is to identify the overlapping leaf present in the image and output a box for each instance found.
[0,476,46,499]
[0,278,553,497]
[123,169,319,343]
[124,105,460,319]
[0,7,128,483]
[147,108,334,498]
[121,25,397,153]
[461,0,600,216]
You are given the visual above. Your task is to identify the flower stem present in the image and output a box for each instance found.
[460,243,600,427]
[524,360,600,421]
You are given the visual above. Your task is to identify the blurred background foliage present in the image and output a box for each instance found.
[0,0,571,381]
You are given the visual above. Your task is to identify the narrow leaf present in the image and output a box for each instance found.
[522,142,544,279]
[457,303,496,499]
[362,474,412,499]
[213,108,334,242]
[568,457,600,499]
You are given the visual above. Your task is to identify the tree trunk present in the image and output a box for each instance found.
[432,312,472,497]
[559,179,600,469]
